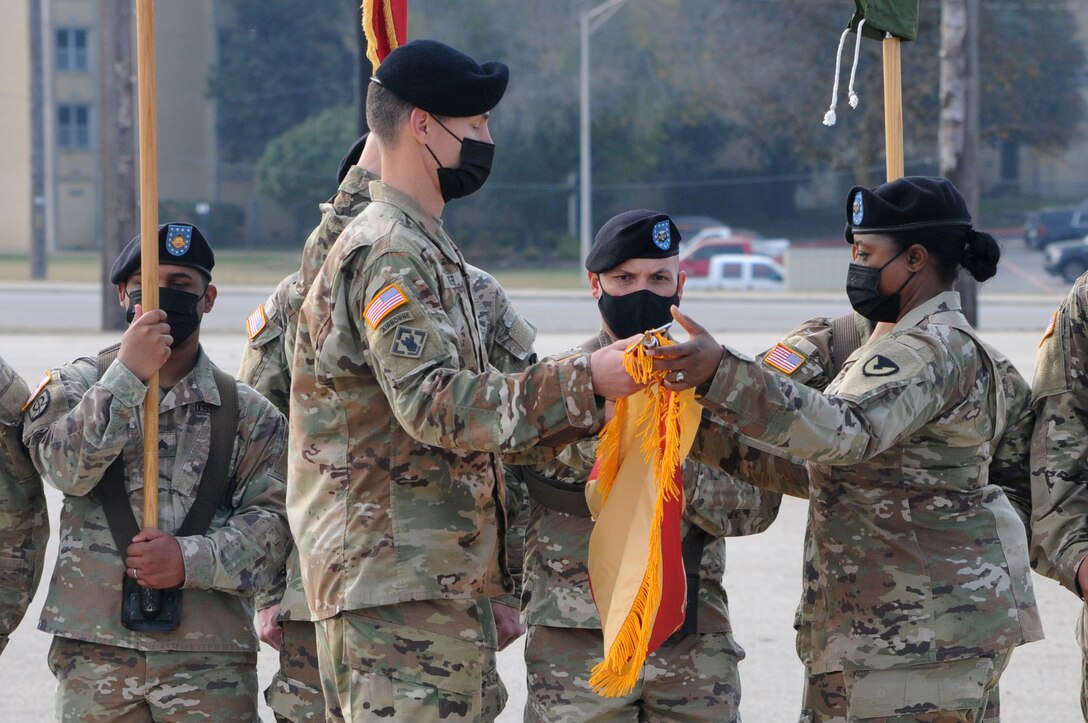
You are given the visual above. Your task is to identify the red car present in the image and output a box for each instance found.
[678,233,757,277]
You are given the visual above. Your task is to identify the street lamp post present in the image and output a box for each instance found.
[579,0,632,269]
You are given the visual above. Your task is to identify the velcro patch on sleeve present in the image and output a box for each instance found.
[763,343,807,376]
[364,283,409,329]
[1040,311,1057,347]
[246,305,269,341]
[21,371,52,414]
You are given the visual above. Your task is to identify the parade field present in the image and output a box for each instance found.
[1,326,1083,722]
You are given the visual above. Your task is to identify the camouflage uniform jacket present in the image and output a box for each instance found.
[1031,273,1088,610]
[288,180,601,619]
[523,330,781,630]
[242,263,537,621]
[23,349,290,652]
[239,168,377,620]
[696,291,1042,672]
[765,315,1036,670]
[0,358,49,655]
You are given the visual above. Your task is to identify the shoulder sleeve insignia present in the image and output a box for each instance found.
[763,343,807,376]
[364,283,409,329]
[861,354,900,377]
[390,326,428,358]
[245,305,269,341]
[1040,311,1057,347]
[22,371,52,419]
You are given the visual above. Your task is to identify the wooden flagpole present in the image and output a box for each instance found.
[882,34,904,182]
[136,0,159,529]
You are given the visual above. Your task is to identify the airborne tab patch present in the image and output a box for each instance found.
[246,305,268,340]
[1040,311,1057,347]
[763,343,807,376]
[861,354,900,377]
[364,284,409,329]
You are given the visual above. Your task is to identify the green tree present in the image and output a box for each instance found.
[255,105,356,231]
[208,0,357,162]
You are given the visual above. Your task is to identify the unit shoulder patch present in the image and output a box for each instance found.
[763,343,807,376]
[364,283,409,329]
[21,371,52,413]
[390,326,428,358]
[861,354,900,377]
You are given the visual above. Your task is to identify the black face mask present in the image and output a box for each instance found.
[125,287,205,348]
[845,250,914,323]
[425,118,495,201]
[597,287,679,340]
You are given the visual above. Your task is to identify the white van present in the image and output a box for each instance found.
[684,254,786,291]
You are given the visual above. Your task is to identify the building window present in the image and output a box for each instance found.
[56,28,89,72]
[57,104,91,149]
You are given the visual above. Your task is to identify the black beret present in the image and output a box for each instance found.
[372,39,509,117]
[337,133,369,185]
[110,222,215,284]
[846,176,973,243]
[585,210,681,273]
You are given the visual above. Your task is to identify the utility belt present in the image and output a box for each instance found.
[92,345,238,632]
[522,465,709,636]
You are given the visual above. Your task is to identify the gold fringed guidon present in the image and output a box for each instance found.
[586,326,702,698]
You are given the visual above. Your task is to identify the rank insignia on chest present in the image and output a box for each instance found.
[246,305,268,341]
[1040,311,1057,347]
[22,371,52,419]
[391,326,428,358]
[364,283,409,329]
[861,354,900,377]
[763,343,806,375]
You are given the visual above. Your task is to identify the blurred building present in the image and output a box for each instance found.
[1,0,220,254]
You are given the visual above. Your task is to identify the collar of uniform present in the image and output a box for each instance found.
[332,166,379,216]
[892,290,963,332]
[158,347,222,414]
[368,180,466,268]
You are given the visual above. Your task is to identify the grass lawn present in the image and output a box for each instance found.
[0,252,585,290]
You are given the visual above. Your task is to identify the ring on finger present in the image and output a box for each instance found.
[675,371,686,383]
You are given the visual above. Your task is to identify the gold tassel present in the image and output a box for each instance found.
[588,330,687,697]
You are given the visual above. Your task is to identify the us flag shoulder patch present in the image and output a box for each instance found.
[246,305,268,340]
[364,283,409,329]
[1040,311,1057,347]
[763,343,806,376]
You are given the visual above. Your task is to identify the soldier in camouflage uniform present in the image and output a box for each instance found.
[764,315,1032,723]
[0,356,49,656]
[288,40,631,722]
[241,135,538,720]
[239,133,381,723]
[1029,269,1088,719]
[651,177,1042,721]
[521,209,781,722]
[23,223,290,721]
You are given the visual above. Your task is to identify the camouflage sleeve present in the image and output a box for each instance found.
[0,359,49,653]
[699,332,954,466]
[1030,283,1088,593]
[684,459,783,538]
[988,355,1033,527]
[22,357,147,497]
[238,280,292,417]
[178,387,290,595]
[356,251,601,452]
[690,414,810,498]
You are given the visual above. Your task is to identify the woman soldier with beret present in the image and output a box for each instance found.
[645,176,1042,721]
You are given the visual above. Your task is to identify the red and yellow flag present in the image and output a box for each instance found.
[362,0,408,70]
[586,332,703,697]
